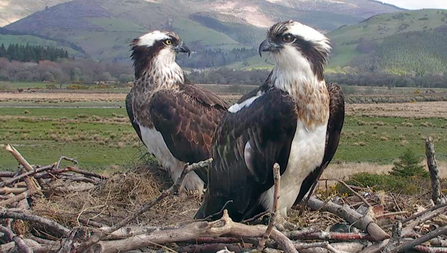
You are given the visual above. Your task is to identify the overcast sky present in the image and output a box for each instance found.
[379,0,447,10]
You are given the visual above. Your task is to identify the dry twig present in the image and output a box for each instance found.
[320,178,372,208]
[258,163,281,251]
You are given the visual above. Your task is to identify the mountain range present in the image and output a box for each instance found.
[1,0,401,61]
[2,0,446,75]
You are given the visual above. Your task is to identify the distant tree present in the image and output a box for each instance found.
[390,148,428,178]
[119,74,133,83]
[3,44,69,62]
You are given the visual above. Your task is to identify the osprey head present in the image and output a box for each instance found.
[131,30,190,79]
[259,20,331,80]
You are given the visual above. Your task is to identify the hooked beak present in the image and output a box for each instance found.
[174,42,191,57]
[258,39,282,57]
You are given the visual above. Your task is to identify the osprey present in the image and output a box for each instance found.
[195,20,344,221]
[126,30,228,193]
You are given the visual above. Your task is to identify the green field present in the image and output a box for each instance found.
[0,107,146,171]
[1,103,446,171]
[335,116,447,164]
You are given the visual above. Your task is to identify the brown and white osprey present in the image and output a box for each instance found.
[195,21,344,221]
[126,30,228,193]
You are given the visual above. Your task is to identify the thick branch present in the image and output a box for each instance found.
[307,196,389,241]
[426,136,442,205]
[402,203,447,236]
[389,225,447,253]
[0,164,54,188]
[285,230,376,242]
[0,224,34,253]
[4,144,41,192]
[92,210,298,253]
[0,188,39,207]
[0,209,71,237]
[0,187,27,194]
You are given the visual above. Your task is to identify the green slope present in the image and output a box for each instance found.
[328,9,447,75]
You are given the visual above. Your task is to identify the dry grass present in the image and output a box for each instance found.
[347,102,447,119]
[32,166,202,230]
[0,92,126,102]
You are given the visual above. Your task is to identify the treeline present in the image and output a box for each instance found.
[326,73,447,88]
[0,57,133,84]
[177,48,258,68]
[1,56,445,89]
[0,44,70,62]
[187,67,270,85]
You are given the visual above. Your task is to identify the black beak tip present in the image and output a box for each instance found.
[175,43,191,56]
[258,39,270,57]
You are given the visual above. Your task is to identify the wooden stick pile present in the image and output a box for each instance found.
[0,138,446,253]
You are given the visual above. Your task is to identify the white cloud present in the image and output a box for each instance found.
[379,0,447,10]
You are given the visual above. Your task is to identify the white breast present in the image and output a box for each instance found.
[259,120,327,216]
[139,126,204,192]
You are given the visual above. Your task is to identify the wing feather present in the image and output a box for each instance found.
[125,92,143,144]
[195,89,298,221]
[149,88,226,183]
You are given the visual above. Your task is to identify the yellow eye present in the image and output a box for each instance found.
[282,34,294,43]
[164,39,172,45]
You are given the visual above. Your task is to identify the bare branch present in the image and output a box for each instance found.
[0,188,39,207]
[258,163,281,251]
[4,144,42,192]
[426,136,443,205]
[402,203,447,236]
[0,224,34,253]
[285,230,376,242]
[66,166,107,180]
[389,225,447,253]
[0,164,55,188]
[56,156,78,170]
[0,187,27,195]
[307,196,389,241]
[320,178,372,208]
[0,209,71,237]
[91,210,297,253]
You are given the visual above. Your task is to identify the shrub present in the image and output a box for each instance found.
[338,172,423,195]
[390,148,428,178]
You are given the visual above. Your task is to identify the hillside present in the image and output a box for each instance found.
[2,0,401,65]
[0,0,70,27]
[327,9,447,75]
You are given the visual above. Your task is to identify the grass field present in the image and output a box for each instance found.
[1,86,446,173]
[0,107,146,171]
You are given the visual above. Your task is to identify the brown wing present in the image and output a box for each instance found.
[125,92,143,144]
[294,82,345,205]
[149,88,227,182]
[181,79,228,110]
